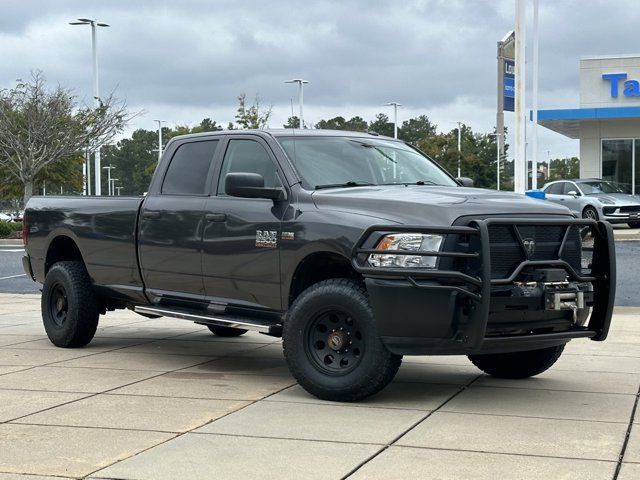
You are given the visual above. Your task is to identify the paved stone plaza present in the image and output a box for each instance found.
[0,293,638,479]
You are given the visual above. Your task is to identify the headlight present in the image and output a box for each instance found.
[597,197,614,205]
[368,233,444,269]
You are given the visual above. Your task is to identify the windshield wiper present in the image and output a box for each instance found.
[315,181,377,190]
[381,180,439,186]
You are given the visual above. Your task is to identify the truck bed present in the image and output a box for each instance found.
[25,196,146,303]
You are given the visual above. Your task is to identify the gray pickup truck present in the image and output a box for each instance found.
[22,129,616,401]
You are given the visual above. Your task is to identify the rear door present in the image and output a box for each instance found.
[138,139,221,304]
[201,136,288,311]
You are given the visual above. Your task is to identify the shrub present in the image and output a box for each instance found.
[0,222,12,237]
[9,221,22,232]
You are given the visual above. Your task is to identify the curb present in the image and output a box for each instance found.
[0,239,23,246]
[613,233,640,241]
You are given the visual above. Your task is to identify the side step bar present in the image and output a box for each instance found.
[134,306,282,337]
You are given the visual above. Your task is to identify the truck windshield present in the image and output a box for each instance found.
[277,136,458,189]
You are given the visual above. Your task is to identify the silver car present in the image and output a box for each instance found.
[542,179,640,227]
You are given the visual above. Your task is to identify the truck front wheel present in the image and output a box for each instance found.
[283,279,402,402]
[468,344,565,379]
[41,261,99,348]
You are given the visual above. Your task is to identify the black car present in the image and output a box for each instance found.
[22,129,616,401]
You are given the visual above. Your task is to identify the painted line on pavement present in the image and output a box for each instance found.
[0,274,26,280]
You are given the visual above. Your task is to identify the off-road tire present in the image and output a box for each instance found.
[206,325,248,337]
[41,261,99,348]
[283,278,402,402]
[468,344,565,379]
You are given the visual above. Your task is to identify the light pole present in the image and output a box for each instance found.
[69,18,110,195]
[489,133,503,190]
[384,102,402,138]
[115,186,123,196]
[284,79,309,128]
[102,165,115,195]
[547,150,552,180]
[110,179,119,196]
[154,120,165,161]
[455,122,462,178]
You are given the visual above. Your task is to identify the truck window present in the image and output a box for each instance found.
[217,139,282,195]
[161,140,219,195]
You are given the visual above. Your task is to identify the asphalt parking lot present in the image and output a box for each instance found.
[0,295,639,479]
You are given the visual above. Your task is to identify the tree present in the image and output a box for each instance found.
[0,71,131,205]
[235,93,272,129]
[315,116,368,131]
[398,115,437,144]
[368,113,394,137]
[283,116,300,128]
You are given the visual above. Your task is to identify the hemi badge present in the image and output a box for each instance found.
[282,231,295,240]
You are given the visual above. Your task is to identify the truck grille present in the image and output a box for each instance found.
[487,224,582,279]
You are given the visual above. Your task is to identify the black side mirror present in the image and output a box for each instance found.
[456,177,474,187]
[225,172,286,201]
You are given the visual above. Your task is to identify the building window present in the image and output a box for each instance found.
[601,139,634,194]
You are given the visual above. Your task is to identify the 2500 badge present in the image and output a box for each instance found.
[256,230,278,248]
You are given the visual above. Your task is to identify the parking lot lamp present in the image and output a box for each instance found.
[284,79,309,128]
[384,102,402,139]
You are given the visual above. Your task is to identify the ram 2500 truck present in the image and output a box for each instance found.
[22,129,616,401]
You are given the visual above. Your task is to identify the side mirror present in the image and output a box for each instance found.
[456,177,474,187]
[225,172,286,201]
[567,190,579,197]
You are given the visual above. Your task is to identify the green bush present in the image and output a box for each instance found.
[0,222,12,237]
[9,221,22,232]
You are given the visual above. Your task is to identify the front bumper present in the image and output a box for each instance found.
[352,218,616,356]
[601,205,640,223]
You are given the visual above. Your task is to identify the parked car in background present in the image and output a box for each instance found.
[0,213,13,222]
[542,179,640,228]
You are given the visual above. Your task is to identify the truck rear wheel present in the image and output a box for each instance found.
[41,261,99,348]
[206,325,248,337]
[468,344,565,379]
[283,279,402,402]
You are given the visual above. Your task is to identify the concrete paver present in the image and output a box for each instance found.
[348,446,617,480]
[111,371,295,400]
[397,411,627,461]
[196,400,427,444]
[0,389,89,422]
[90,433,382,480]
[0,423,173,477]
[14,394,249,433]
[441,386,636,423]
[0,366,158,393]
[0,295,639,479]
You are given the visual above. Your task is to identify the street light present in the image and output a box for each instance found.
[449,122,463,178]
[384,102,402,139]
[284,79,309,128]
[489,133,503,190]
[69,18,110,196]
[102,165,115,195]
[110,178,119,196]
[115,186,123,196]
[154,120,166,161]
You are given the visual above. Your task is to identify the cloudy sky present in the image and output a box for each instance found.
[2,0,639,160]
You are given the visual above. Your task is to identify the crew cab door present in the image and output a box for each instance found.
[201,136,287,310]
[138,139,221,303]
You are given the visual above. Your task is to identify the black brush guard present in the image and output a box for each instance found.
[351,218,616,355]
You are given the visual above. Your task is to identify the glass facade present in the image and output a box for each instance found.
[601,139,637,194]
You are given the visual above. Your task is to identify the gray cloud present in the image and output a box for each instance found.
[1,0,638,158]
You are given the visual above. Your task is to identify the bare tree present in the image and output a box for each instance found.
[0,71,132,205]
[235,93,272,129]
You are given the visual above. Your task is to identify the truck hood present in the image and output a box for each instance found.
[311,185,572,225]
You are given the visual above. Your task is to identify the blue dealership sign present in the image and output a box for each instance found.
[503,59,515,112]
[602,73,640,97]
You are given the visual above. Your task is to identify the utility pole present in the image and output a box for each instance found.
[514,0,526,193]
[490,133,502,190]
[384,102,402,138]
[70,18,110,195]
[154,120,165,161]
[284,79,309,128]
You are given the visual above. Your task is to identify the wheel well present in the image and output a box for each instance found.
[45,236,84,274]
[289,252,362,306]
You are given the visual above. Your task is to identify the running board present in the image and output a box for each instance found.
[134,306,282,336]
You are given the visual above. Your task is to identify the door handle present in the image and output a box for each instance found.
[206,213,227,222]
[142,210,161,219]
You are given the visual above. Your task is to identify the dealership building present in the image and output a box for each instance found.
[536,54,640,194]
